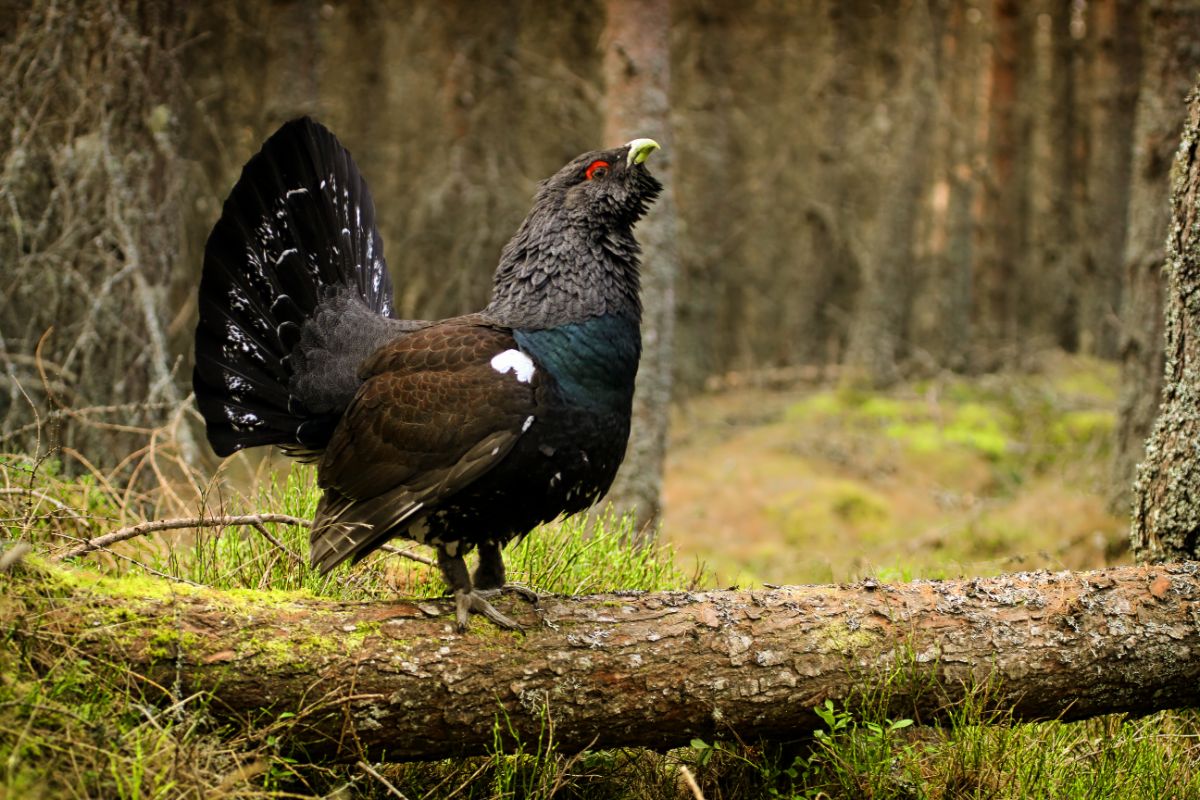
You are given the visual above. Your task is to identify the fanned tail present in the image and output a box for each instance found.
[193,117,397,456]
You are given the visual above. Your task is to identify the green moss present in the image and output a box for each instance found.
[298,632,344,655]
[145,627,203,662]
[856,396,909,420]
[881,402,1011,461]
[1051,357,1119,402]
[466,618,526,641]
[827,484,888,524]
[343,620,382,649]
[218,586,316,610]
[49,564,199,603]
[245,632,304,665]
[784,390,847,421]
[883,420,943,453]
[1051,409,1115,446]
[816,621,876,654]
[787,388,1013,463]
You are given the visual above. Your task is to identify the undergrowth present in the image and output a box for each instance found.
[664,353,1127,586]
[3,359,1200,798]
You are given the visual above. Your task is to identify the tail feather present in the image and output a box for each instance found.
[194,117,396,457]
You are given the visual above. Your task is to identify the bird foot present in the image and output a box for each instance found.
[455,589,524,633]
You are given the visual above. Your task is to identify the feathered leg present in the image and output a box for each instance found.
[436,545,521,632]
[473,540,539,603]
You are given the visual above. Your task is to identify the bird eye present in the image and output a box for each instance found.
[585,160,610,181]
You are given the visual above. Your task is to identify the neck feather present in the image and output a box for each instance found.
[484,210,642,329]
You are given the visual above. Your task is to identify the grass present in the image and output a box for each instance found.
[164,467,697,600]
[2,353,1199,798]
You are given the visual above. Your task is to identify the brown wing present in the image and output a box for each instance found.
[308,321,538,573]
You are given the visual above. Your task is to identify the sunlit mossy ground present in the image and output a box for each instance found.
[4,353,1200,799]
[664,352,1125,587]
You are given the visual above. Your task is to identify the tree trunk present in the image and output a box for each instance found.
[601,0,679,534]
[844,1,936,387]
[914,0,984,372]
[1080,0,1142,358]
[13,561,1200,762]
[975,0,1023,366]
[1112,0,1200,517]
[1033,0,1085,353]
[1132,82,1200,561]
[670,0,746,392]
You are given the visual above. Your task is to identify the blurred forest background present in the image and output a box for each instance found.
[2,0,1199,581]
[10,4,1200,795]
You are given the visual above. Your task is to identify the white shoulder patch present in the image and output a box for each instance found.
[490,349,536,383]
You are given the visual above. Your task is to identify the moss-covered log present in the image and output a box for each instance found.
[5,561,1200,762]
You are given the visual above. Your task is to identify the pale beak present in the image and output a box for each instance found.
[626,138,660,167]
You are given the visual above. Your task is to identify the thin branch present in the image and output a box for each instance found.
[357,761,412,800]
[92,544,205,587]
[55,513,436,568]
[380,543,435,567]
[55,514,310,560]
[678,765,707,800]
[0,542,31,572]
[252,523,302,563]
[0,486,86,518]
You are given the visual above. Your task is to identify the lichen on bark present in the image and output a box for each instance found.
[1132,86,1200,562]
[7,558,1200,761]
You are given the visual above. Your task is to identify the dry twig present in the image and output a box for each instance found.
[678,765,707,800]
[380,543,435,566]
[55,512,435,567]
[55,514,310,560]
[357,760,412,800]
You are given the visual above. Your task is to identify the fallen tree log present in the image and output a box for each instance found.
[5,560,1200,761]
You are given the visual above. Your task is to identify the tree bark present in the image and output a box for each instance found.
[1132,81,1200,561]
[12,561,1200,762]
[914,0,984,372]
[844,1,936,387]
[1080,0,1142,358]
[601,0,679,533]
[1112,0,1200,517]
[1035,0,1084,353]
[974,0,1023,366]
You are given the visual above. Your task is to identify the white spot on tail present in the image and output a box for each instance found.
[522,415,534,432]
[490,349,535,383]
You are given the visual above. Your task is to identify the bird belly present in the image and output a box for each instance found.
[412,405,629,552]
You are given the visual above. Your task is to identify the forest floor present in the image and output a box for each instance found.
[663,351,1125,588]
[5,352,1198,800]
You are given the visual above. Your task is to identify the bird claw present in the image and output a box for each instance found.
[455,589,524,633]
[476,583,541,604]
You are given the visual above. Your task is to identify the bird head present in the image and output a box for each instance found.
[487,139,663,328]
[536,138,663,230]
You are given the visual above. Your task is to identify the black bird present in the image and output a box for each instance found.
[194,118,661,630]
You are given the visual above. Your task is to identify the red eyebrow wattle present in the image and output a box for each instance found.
[585,160,610,180]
